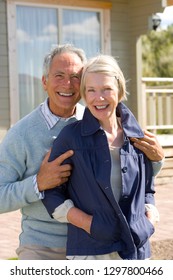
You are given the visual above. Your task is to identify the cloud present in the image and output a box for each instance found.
[43,24,58,35]
[17,29,31,43]
[63,16,100,36]
[17,24,58,44]
[17,15,100,45]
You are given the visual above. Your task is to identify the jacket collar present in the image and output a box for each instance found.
[81,102,144,138]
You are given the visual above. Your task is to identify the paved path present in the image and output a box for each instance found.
[0,210,21,259]
[0,183,172,260]
[150,183,173,242]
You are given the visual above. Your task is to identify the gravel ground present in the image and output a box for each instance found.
[151,239,173,260]
[0,183,172,260]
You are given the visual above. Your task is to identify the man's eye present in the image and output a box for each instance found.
[55,74,63,78]
[71,75,80,80]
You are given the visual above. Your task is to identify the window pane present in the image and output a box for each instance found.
[62,9,101,58]
[16,6,58,118]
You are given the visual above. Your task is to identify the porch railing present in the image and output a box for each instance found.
[141,78,173,184]
[141,77,173,133]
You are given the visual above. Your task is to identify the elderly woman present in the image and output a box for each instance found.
[42,54,159,260]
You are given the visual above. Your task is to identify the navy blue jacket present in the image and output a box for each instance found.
[42,102,155,259]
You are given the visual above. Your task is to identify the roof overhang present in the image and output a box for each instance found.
[163,0,173,6]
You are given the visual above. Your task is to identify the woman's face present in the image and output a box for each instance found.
[85,72,119,125]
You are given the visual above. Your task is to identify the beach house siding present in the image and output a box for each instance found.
[110,0,164,119]
[0,0,10,138]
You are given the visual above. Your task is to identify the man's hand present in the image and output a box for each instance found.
[130,130,164,161]
[37,149,74,191]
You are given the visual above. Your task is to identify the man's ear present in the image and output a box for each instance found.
[42,75,47,91]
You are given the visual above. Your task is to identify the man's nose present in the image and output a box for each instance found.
[63,77,72,86]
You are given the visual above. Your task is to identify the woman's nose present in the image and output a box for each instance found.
[95,91,105,100]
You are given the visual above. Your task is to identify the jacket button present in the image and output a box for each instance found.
[122,195,129,200]
[122,167,127,173]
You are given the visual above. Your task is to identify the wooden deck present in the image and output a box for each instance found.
[155,146,173,185]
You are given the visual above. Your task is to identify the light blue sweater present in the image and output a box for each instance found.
[0,103,84,248]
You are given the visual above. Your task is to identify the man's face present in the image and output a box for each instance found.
[42,52,83,117]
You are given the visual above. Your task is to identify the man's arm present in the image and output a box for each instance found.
[0,131,73,213]
[0,131,39,213]
[131,130,164,176]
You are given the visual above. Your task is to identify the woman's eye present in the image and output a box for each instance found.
[105,88,112,91]
[88,89,95,93]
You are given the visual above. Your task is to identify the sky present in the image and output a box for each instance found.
[158,6,173,29]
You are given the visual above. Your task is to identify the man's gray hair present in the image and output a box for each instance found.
[43,44,87,77]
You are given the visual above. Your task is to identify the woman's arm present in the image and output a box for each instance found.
[67,206,92,234]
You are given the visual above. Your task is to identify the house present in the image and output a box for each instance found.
[0,0,173,139]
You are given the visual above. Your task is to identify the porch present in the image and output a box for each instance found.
[141,77,173,185]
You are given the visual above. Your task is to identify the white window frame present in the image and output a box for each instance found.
[7,1,111,126]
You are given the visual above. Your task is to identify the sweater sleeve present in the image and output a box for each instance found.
[151,160,164,176]
[144,157,155,206]
[0,129,41,213]
[42,129,72,217]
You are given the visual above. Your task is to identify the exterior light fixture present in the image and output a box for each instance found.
[152,14,162,30]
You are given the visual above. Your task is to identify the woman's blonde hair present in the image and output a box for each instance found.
[80,54,128,102]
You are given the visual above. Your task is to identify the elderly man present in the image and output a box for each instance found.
[0,44,164,260]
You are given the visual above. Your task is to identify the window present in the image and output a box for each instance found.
[16,6,58,118]
[7,1,111,123]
